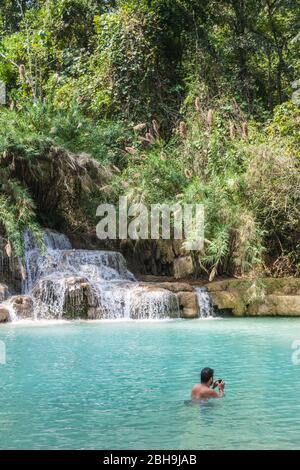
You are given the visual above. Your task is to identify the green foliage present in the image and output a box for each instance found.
[0,103,114,254]
[0,101,133,166]
[0,183,42,257]
[113,143,186,204]
[84,6,183,122]
[113,98,267,277]
[244,102,300,275]
[0,0,299,276]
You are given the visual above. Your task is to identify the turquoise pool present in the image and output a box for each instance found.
[0,318,300,450]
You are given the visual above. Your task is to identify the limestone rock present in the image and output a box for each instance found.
[210,290,246,316]
[207,277,300,296]
[0,305,9,322]
[177,291,198,318]
[262,278,300,296]
[60,276,96,318]
[87,307,102,319]
[161,281,193,293]
[139,281,193,293]
[207,278,300,316]
[248,295,300,316]
[8,295,34,319]
[0,284,9,302]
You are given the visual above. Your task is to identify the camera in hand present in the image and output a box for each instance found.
[212,378,225,389]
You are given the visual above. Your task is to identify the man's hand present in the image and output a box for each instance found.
[218,380,225,390]
[217,380,225,397]
[213,380,225,390]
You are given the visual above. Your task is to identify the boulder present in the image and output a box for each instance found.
[8,295,34,319]
[0,306,9,322]
[61,276,97,318]
[32,275,98,319]
[177,291,198,318]
[209,290,247,316]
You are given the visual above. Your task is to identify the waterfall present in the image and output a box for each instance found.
[194,286,215,318]
[17,229,180,320]
[23,229,73,293]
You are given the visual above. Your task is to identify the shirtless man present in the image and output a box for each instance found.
[191,367,225,400]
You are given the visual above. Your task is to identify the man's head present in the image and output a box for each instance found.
[200,367,214,386]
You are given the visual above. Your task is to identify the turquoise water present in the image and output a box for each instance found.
[0,318,300,450]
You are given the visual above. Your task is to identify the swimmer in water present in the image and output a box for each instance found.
[191,367,225,400]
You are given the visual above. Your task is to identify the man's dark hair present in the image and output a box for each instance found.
[201,367,214,384]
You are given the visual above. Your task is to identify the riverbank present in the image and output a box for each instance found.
[1,228,299,322]
[1,276,300,322]
[136,276,300,318]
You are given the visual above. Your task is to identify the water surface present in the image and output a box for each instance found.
[0,318,300,449]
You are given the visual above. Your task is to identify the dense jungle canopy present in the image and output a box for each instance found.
[0,0,299,278]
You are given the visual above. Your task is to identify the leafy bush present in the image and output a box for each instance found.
[111,96,299,278]
[0,103,113,255]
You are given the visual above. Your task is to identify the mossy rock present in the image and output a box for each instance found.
[207,278,300,316]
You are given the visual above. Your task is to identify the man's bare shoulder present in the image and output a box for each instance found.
[191,383,201,394]
[191,383,218,400]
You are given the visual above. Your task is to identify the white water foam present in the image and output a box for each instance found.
[1,230,216,322]
[194,286,215,318]
[19,230,181,320]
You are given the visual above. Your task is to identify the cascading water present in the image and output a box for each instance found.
[19,229,180,320]
[23,229,73,293]
[194,286,215,318]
